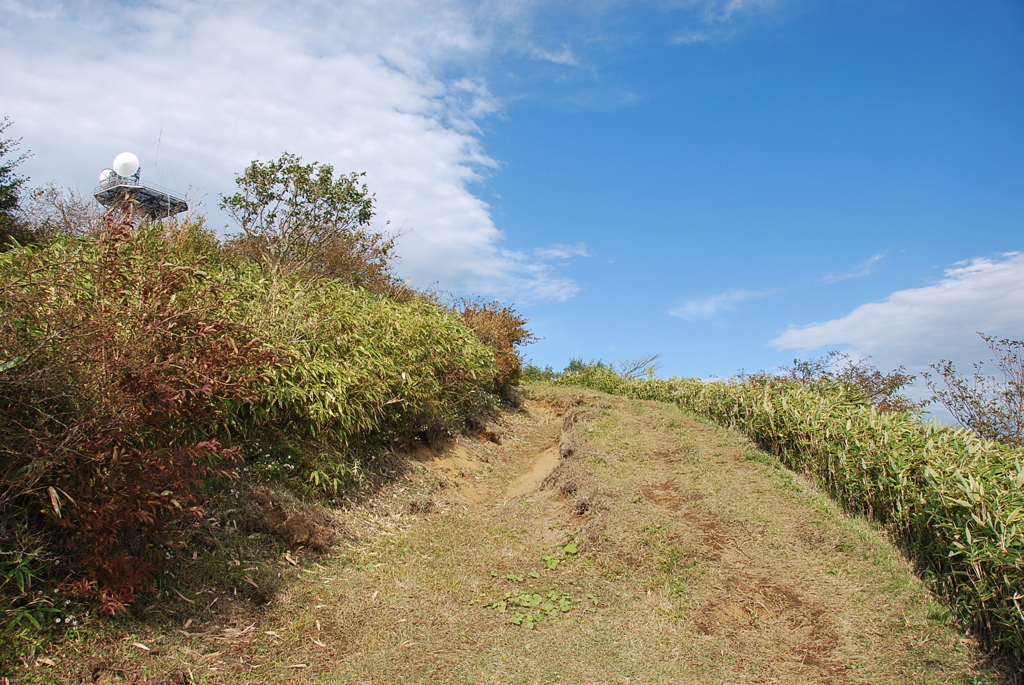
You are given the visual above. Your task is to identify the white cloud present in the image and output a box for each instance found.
[672,31,714,45]
[529,46,579,66]
[668,0,788,43]
[823,252,886,283]
[1,0,791,299]
[670,288,774,320]
[0,0,579,299]
[772,252,1024,372]
[0,0,61,20]
[709,0,784,22]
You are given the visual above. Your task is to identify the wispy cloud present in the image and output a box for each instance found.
[706,0,785,22]
[529,46,578,66]
[1,0,62,20]
[0,0,588,301]
[670,288,775,320]
[535,243,591,260]
[772,252,1024,371]
[671,0,789,43]
[672,31,715,45]
[823,252,886,283]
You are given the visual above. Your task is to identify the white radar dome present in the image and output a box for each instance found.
[112,152,140,177]
[99,168,114,183]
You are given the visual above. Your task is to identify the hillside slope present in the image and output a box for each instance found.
[17,386,998,684]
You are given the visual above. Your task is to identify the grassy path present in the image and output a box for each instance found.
[22,386,996,684]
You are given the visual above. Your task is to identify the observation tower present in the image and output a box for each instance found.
[94,152,188,219]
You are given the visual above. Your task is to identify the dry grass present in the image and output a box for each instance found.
[11,386,1001,684]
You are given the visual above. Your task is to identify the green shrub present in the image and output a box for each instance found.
[522,364,559,383]
[0,117,33,250]
[0,212,500,635]
[230,277,498,462]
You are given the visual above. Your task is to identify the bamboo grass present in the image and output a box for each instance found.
[556,364,1024,664]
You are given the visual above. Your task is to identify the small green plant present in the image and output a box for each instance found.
[658,546,687,574]
[481,545,594,629]
[485,588,577,630]
[0,550,67,659]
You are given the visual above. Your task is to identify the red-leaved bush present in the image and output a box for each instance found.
[0,213,274,613]
[454,297,535,398]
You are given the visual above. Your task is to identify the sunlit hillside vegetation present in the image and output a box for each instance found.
[532,359,1024,669]
[0,208,532,661]
[2,127,1021,678]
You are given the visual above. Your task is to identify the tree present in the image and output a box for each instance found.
[220,152,397,287]
[923,334,1024,447]
[18,183,105,240]
[0,117,33,249]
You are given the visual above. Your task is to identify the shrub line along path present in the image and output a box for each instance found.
[50,386,995,684]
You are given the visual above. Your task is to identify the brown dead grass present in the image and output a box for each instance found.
[12,386,1002,684]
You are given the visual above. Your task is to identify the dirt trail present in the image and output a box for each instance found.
[504,445,560,499]
[48,387,994,685]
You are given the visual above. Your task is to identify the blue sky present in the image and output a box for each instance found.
[2,0,1022,408]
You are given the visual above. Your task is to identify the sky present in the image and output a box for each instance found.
[2,0,1022,416]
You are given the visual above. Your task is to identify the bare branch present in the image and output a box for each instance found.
[615,353,663,380]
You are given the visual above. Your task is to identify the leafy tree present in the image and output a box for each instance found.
[0,117,33,249]
[923,334,1024,446]
[220,152,397,287]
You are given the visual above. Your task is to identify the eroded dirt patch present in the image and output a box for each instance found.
[504,444,560,498]
[640,478,705,511]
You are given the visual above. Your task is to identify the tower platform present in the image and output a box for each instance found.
[94,178,188,220]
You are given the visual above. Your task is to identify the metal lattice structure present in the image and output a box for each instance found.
[94,172,188,220]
